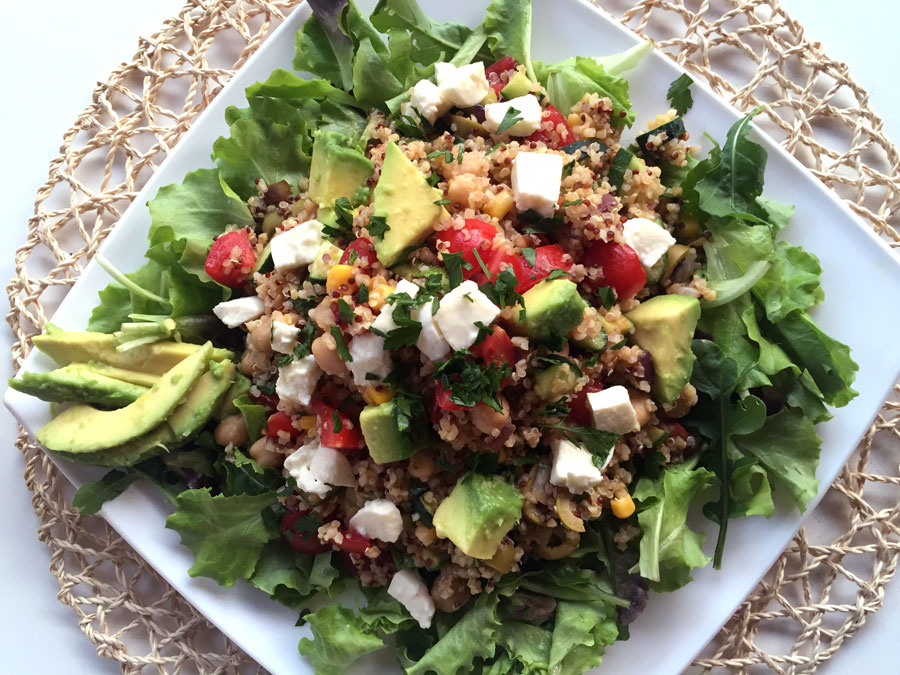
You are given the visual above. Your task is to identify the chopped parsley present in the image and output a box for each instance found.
[666,73,694,116]
[457,145,464,164]
[337,298,354,323]
[545,269,569,281]
[542,423,620,469]
[472,249,492,279]
[496,106,523,134]
[356,284,369,304]
[409,484,433,528]
[434,198,451,206]
[278,320,318,365]
[562,198,584,207]
[436,351,510,412]
[331,410,343,433]
[533,353,583,377]
[595,286,616,310]
[395,111,429,140]
[427,172,441,187]
[330,326,352,362]
[486,143,503,155]
[442,251,471,289]
[367,215,390,239]
[479,267,525,315]
[521,247,537,266]
[322,197,357,243]
[382,292,425,349]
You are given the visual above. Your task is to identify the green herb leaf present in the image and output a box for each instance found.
[337,298,355,323]
[667,73,694,115]
[356,284,369,304]
[72,469,140,515]
[496,106,523,134]
[442,251,470,289]
[367,215,391,239]
[330,326,352,362]
[520,247,537,266]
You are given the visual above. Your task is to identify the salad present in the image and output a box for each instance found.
[10,0,859,672]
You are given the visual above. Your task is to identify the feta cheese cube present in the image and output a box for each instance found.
[309,443,356,488]
[622,217,676,268]
[283,440,330,498]
[587,385,640,434]
[371,279,421,334]
[404,79,452,124]
[549,437,607,493]
[388,569,435,629]
[434,62,490,108]
[433,280,501,351]
[212,296,264,328]
[275,355,322,406]
[270,219,324,272]
[349,499,403,543]
[270,320,300,354]
[511,152,564,217]
[483,94,543,136]
[348,332,392,386]
[414,300,451,360]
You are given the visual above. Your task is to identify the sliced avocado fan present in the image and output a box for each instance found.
[9,364,148,408]
[37,342,214,453]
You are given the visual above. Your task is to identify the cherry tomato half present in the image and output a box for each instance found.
[513,244,573,293]
[581,240,646,299]
[205,230,256,287]
[264,411,298,439]
[337,529,372,555]
[434,380,468,412]
[308,400,362,450]
[437,219,498,281]
[485,56,518,95]
[471,325,516,369]
[281,508,329,555]
[526,104,575,148]
[339,237,379,267]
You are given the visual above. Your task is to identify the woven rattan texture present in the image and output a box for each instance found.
[6,0,900,673]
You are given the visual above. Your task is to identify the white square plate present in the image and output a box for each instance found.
[6,0,900,673]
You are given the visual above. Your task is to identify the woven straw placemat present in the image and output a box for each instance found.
[7,0,900,672]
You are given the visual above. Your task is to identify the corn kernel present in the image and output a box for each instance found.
[362,386,394,405]
[485,190,515,220]
[610,492,635,519]
[326,264,354,292]
[369,284,395,311]
[298,415,317,430]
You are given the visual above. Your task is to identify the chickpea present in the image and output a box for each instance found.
[214,414,249,448]
[311,333,348,376]
[408,451,437,481]
[430,566,472,613]
[250,315,273,353]
[628,389,655,427]
[248,437,283,468]
[239,347,269,377]
[470,395,510,435]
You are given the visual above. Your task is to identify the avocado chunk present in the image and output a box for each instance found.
[534,363,579,402]
[392,262,449,292]
[33,326,232,376]
[626,295,700,403]
[571,307,608,352]
[9,364,148,408]
[433,473,523,559]
[359,401,425,463]
[308,131,374,208]
[512,279,587,343]
[37,342,214,453]
[308,241,345,282]
[500,71,533,100]
[372,141,446,266]
[57,360,236,467]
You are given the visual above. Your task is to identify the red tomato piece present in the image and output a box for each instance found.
[526,105,575,148]
[249,390,279,411]
[264,411,298,439]
[436,219,498,281]
[581,241,646,299]
[281,508,329,555]
[667,422,688,440]
[337,529,372,555]
[309,400,362,450]
[567,383,604,427]
[339,238,379,267]
[205,230,256,287]
[471,326,516,368]
[434,381,467,412]
[485,56,518,94]
[513,245,573,293]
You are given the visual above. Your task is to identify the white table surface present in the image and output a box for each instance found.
[1,1,897,672]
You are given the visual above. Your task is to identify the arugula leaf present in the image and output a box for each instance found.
[72,469,140,515]
[633,461,716,591]
[483,0,535,80]
[666,73,694,116]
[165,488,278,587]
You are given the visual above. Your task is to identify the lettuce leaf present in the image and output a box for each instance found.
[165,488,278,587]
[483,0,535,79]
[293,0,355,90]
[548,600,619,675]
[298,605,386,675]
[495,621,551,674]
[250,542,338,609]
[87,259,170,332]
[535,56,634,125]
[633,462,716,591]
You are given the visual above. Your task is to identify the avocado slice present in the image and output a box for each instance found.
[512,279,587,343]
[359,400,425,463]
[33,326,232,376]
[214,371,251,421]
[571,307,609,352]
[83,363,160,388]
[500,71,533,100]
[56,360,236,467]
[308,131,374,208]
[9,364,148,408]
[392,262,449,292]
[372,141,447,266]
[626,295,700,403]
[433,473,523,559]
[37,342,214,453]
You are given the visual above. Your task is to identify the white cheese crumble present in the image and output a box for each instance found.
[483,94,543,136]
[433,280,501,351]
[270,219,324,272]
[587,385,640,435]
[414,300,451,361]
[434,61,490,108]
[349,499,404,543]
[511,151,564,217]
[275,355,321,406]
[347,332,392,386]
[622,217,676,268]
[403,79,452,124]
[212,296,264,328]
[283,439,354,499]
[371,279,421,334]
[549,437,608,493]
[270,320,300,354]
[388,569,435,629]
